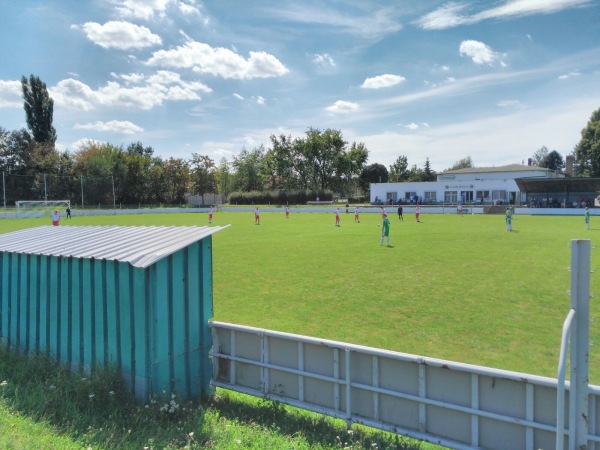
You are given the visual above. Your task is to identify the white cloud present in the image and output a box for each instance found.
[263,4,402,40]
[254,96,265,105]
[313,53,336,67]
[558,71,581,79]
[352,96,598,171]
[74,120,144,134]
[233,93,244,100]
[145,41,289,79]
[497,100,527,109]
[71,138,105,151]
[72,21,162,50]
[0,80,23,108]
[415,3,470,30]
[50,79,97,111]
[50,71,211,111]
[361,74,406,89]
[459,40,499,65]
[325,100,359,114]
[416,0,593,30]
[178,1,202,17]
[109,0,171,20]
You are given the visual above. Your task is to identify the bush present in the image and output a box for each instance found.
[228,190,334,205]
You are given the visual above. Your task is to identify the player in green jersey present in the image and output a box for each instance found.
[380,214,391,246]
[585,207,590,230]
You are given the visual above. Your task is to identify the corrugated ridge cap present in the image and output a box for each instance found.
[0,225,230,268]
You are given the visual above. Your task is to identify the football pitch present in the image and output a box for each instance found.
[1,209,599,383]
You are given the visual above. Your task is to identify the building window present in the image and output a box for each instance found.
[424,191,437,202]
[492,190,507,204]
[444,191,458,203]
[476,190,490,203]
[405,191,417,203]
[460,191,473,203]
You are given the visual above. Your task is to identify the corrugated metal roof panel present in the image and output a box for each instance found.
[0,225,229,268]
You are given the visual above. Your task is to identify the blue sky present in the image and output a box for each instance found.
[1,0,599,172]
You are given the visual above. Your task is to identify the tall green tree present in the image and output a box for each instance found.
[301,128,345,191]
[232,147,265,192]
[541,150,564,171]
[574,107,600,176]
[215,158,232,200]
[337,141,369,194]
[531,146,549,167]
[265,134,299,190]
[72,141,122,205]
[446,156,473,171]
[297,128,367,192]
[21,74,57,145]
[389,155,408,182]
[162,157,190,204]
[423,158,436,181]
[406,164,424,182]
[190,153,217,197]
[0,127,31,175]
[358,163,388,195]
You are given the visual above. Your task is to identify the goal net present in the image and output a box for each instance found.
[15,200,71,219]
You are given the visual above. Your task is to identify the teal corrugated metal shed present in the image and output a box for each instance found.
[0,225,229,401]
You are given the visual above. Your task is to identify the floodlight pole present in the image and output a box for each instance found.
[44,173,47,201]
[80,175,84,209]
[2,171,5,209]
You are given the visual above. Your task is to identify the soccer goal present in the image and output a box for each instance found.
[15,200,71,219]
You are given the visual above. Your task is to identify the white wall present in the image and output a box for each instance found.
[370,179,520,204]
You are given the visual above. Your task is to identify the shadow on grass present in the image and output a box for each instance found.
[0,345,425,449]
[210,389,423,450]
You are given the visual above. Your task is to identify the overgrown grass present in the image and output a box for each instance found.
[0,209,598,448]
[0,344,426,449]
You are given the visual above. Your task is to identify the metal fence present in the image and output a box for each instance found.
[210,240,596,450]
[1,172,222,209]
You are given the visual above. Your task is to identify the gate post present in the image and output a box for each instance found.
[570,239,590,450]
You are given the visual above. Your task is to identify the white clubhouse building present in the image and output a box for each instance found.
[369,164,563,206]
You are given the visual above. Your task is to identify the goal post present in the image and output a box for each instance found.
[15,200,71,219]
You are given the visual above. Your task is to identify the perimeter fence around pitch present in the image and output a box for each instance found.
[210,240,597,450]
[1,172,222,210]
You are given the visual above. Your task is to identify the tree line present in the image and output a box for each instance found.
[1,75,599,206]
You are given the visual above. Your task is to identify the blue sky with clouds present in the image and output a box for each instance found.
[1,0,599,172]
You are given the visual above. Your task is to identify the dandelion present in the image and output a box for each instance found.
[81,377,87,381]
[88,394,95,400]
[347,429,354,435]
[1,380,8,387]
[49,384,56,390]
[236,439,242,444]
[109,390,115,396]
[188,432,194,437]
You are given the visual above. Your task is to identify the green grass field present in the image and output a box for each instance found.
[1,209,598,384]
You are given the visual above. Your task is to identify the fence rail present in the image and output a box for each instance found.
[210,240,597,450]
[210,321,600,450]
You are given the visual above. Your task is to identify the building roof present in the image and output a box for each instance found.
[515,177,600,194]
[0,225,229,268]
[442,164,556,175]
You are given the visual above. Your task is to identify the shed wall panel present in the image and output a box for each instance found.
[1,226,220,402]
[81,259,93,368]
[199,238,214,392]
